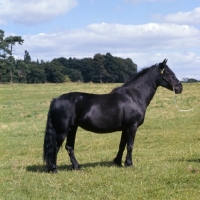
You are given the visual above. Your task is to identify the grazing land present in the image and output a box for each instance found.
[0,82,200,199]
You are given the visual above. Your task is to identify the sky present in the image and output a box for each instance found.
[1,0,200,80]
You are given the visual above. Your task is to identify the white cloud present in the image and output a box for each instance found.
[14,23,200,79]
[154,7,200,25]
[16,23,200,55]
[111,51,200,78]
[0,0,78,25]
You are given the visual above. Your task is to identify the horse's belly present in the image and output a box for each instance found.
[78,117,122,133]
[79,124,122,133]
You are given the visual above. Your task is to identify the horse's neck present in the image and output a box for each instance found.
[131,73,158,107]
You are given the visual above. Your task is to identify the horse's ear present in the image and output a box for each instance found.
[159,58,167,74]
[162,58,168,64]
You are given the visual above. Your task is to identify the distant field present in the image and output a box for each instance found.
[0,83,199,200]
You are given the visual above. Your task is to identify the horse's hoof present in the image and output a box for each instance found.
[124,161,134,167]
[72,165,81,171]
[113,158,123,167]
[52,169,58,173]
[48,168,58,173]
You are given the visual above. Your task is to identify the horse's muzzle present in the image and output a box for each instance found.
[174,82,183,94]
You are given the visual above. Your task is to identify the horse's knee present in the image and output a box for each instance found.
[65,145,74,154]
[127,144,133,152]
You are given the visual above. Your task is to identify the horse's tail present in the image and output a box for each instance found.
[43,99,57,171]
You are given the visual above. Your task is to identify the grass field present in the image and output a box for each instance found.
[0,82,200,200]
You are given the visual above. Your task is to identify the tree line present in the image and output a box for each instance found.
[0,29,137,83]
[181,78,200,83]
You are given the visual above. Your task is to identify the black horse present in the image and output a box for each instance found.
[43,59,182,173]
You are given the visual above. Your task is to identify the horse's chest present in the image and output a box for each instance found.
[123,103,145,124]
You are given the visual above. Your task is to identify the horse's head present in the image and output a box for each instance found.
[157,59,183,94]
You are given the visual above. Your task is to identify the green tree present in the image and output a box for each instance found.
[182,78,199,83]
[6,55,16,83]
[4,35,23,54]
[0,30,10,58]
[91,53,110,83]
[26,62,46,83]
[0,61,10,83]
[16,60,29,83]
[0,30,9,82]
[44,61,65,83]
[105,53,137,83]
[53,53,137,83]
[24,50,31,64]
[53,57,84,82]
[0,29,24,83]
[65,68,83,82]
[72,58,93,82]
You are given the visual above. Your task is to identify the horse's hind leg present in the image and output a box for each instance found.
[65,125,80,170]
[50,133,66,173]
[50,145,60,173]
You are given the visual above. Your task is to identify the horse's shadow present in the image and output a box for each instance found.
[186,158,200,163]
[27,158,200,173]
[168,158,200,164]
[26,161,113,173]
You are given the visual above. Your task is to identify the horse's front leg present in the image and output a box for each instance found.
[113,131,126,167]
[124,125,137,167]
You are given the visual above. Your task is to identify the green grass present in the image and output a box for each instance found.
[0,83,200,200]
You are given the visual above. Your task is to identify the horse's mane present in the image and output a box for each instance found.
[111,66,154,93]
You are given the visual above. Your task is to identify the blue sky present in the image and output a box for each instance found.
[1,0,200,79]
